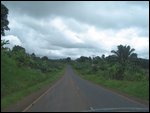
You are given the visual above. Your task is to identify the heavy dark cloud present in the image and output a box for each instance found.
[2,1,149,29]
[2,1,149,59]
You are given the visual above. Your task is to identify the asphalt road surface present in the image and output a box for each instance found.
[24,65,149,112]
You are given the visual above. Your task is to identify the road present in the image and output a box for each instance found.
[24,65,149,112]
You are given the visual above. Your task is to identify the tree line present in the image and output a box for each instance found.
[1,3,149,81]
[73,45,149,81]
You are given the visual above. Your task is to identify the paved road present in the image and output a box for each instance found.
[25,65,149,112]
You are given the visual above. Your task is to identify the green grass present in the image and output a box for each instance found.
[1,53,65,109]
[74,68,149,101]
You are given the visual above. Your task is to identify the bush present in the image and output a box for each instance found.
[123,65,147,81]
[91,64,98,72]
[107,63,124,80]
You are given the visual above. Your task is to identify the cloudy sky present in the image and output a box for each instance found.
[2,1,149,59]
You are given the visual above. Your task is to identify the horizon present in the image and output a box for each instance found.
[2,1,149,59]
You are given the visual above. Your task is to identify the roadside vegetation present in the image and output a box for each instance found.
[72,46,149,101]
[1,3,67,109]
[1,45,67,109]
[1,3,149,110]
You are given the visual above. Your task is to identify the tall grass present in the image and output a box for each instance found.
[1,53,65,109]
[72,62,149,101]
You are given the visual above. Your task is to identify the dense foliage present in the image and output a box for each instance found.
[72,46,149,81]
[2,45,66,73]
[1,3,10,36]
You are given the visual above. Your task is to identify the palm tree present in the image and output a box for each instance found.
[111,45,136,63]
[111,45,137,80]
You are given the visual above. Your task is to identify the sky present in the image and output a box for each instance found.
[1,1,149,59]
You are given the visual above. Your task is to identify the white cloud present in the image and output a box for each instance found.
[2,1,149,59]
[50,17,84,44]
[2,35,22,49]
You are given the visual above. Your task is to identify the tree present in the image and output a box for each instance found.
[12,45,26,53]
[111,45,136,63]
[41,56,48,61]
[101,54,105,59]
[106,55,117,62]
[66,57,71,62]
[110,45,138,80]
[1,39,9,50]
[31,53,36,59]
[1,3,10,48]
[93,56,101,64]
[12,45,27,66]
[130,53,137,59]
[76,56,90,62]
[1,3,10,36]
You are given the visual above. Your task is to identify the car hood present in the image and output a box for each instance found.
[82,107,149,112]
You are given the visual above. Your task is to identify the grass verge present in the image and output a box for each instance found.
[74,68,149,102]
[1,53,65,109]
[1,68,65,110]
